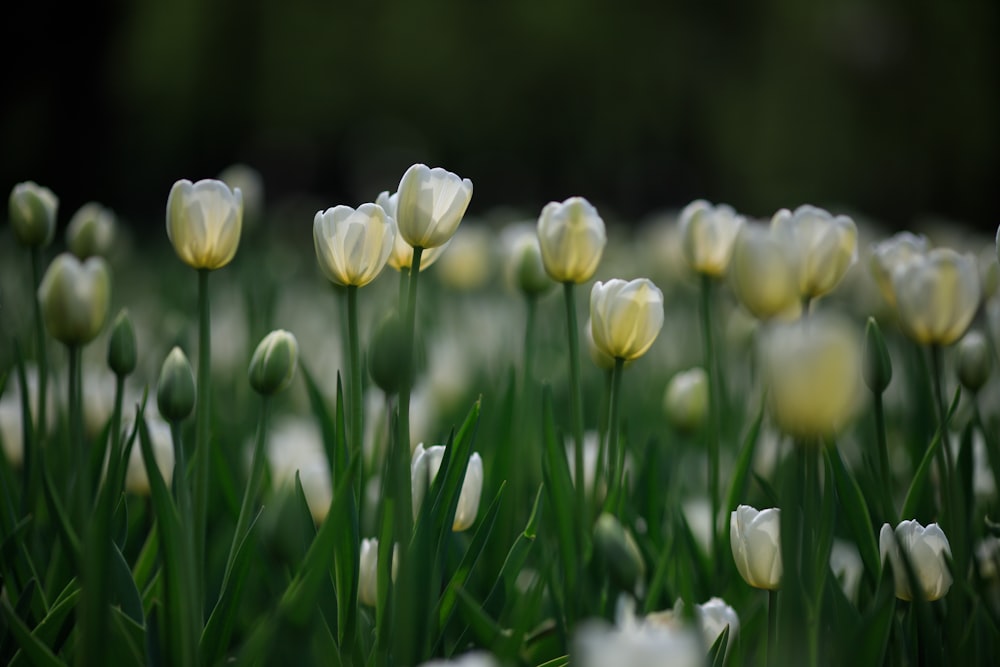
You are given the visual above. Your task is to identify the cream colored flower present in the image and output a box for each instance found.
[378,190,450,271]
[166,178,243,270]
[589,278,664,361]
[869,232,929,307]
[728,223,802,321]
[772,205,857,299]
[9,181,58,247]
[679,199,744,277]
[66,202,115,259]
[730,504,782,590]
[395,164,473,249]
[502,223,553,296]
[38,253,111,345]
[358,538,398,607]
[880,520,953,601]
[537,196,607,283]
[892,248,980,345]
[411,444,483,531]
[313,203,395,287]
[663,368,709,433]
[436,225,493,291]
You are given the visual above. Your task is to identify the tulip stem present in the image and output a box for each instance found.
[194,268,212,623]
[562,282,588,534]
[170,421,193,540]
[767,589,778,667]
[872,390,897,524]
[347,285,363,499]
[67,344,87,524]
[224,396,270,585]
[604,357,625,516]
[30,246,48,442]
[523,294,537,395]
[700,274,720,566]
[929,345,954,527]
[397,246,423,545]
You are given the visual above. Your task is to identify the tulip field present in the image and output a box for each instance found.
[2,166,1000,666]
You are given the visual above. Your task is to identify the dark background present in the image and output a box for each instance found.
[4,0,998,231]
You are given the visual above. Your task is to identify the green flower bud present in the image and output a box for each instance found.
[664,367,709,433]
[66,201,116,258]
[863,317,893,395]
[369,309,426,395]
[107,309,137,377]
[248,330,298,395]
[593,512,645,593]
[38,253,111,346]
[9,181,58,248]
[957,331,991,393]
[158,347,196,422]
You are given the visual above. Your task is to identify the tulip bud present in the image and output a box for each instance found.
[957,330,991,393]
[248,330,298,395]
[589,278,665,361]
[892,248,980,346]
[395,164,473,249]
[314,203,396,287]
[8,181,58,248]
[410,444,483,531]
[593,512,645,593]
[696,597,740,653]
[66,202,116,258]
[870,232,930,307]
[537,196,607,283]
[358,537,398,607]
[379,190,450,272]
[38,253,111,346]
[879,520,953,601]
[663,368,709,433]
[166,178,243,270]
[679,199,745,277]
[863,317,893,395]
[772,204,857,299]
[728,223,802,321]
[503,224,553,296]
[107,309,137,377]
[731,504,782,590]
[157,347,196,423]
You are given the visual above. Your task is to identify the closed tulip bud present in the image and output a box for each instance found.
[537,196,607,283]
[378,190,450,272]
[728,224,802,321]
[38,253,111,345]
[663,368,709,433]
[590,278,664,361]
[503,225,553,296]
[760,315,861,439]
[863,316,893,394]
[313,203,396,287]
[248,330,298,395]
[879,520,953,601]
[731,505,782,590]
[9,181,58,248]
[66,202,115,258]
[411,444,483,531]
[679,199,745,277]
[870,232,930,307]
[107,309,137,377]
[166,178,243,270]
[593,512,645,593]
[395,164,473,249]
[772,205,858,299]
[892,248,979,346]
[157,347,196,423]
[957,330,991,392]
[696,597,740,653]
[358,538,398,607]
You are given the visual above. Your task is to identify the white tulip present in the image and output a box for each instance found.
[879,520,953,601]
[395,164,473,249]
[537,196,607,283]
[313,203,395,287]
[679,199,744,277]
[166,178,243,270]
[730,504,782,590]
[411,444,483,531]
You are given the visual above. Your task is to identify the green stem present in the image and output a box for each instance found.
[347,285,363,502]
[68,344,86,525]
[397,246,423,545]
[700,275,720,564]
[873,391,897,524]
[523,294,537,395]
[605,357,624,516]
[929,345,954,526]
[194,268,211,623]
[562,282,587,532]
[398,265,410,312]
[30,247,48,441]
[222,397,270,586]
[170,422,193,537]
[768,589,778,667]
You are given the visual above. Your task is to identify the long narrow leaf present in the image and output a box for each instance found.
[827,447,880,584]
[1,596,64,667]
[901,387,961,520]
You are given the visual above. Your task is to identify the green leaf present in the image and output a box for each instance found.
[7,583,80,667]
[299,361,340,484]
[540,387,579,600]
[108,606,147,667]
[454,587,515,656]
[709,624,731,667]
[724,396,766,516]
[535,656,570,667]
[901,386,961,520]
[110,541,145,625]
[826,447,881,585]
[1,595,65,667]
[330,376,359,651]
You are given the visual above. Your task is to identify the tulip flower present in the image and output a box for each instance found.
[697,597,740,652]
[38,253,111,346]
[537,196,607,284]
[66,202,116,259]
[589,278,664,361]
[166,178,243,270]
[728,223,802,320]
[503,224,553,296]
[248,330,299,396]
[313,203,396,287]
[411,444,483,531]
[395,164,473,249]
[880,520,953,601]
[358,538,398,607]
[380,190,450,271]
[679,199,745,278]
[891,247,980,346]
[9,181,58,248]
[663,368,709,434]
[772,204,857,300]
[731,504,782,590]
[869,231,929,307]
[957,330,991,392]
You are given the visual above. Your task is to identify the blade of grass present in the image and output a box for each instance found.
[826,447,880,586]
[901,386,961,520]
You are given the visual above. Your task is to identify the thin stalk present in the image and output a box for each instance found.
[194,268,211,623]
[397,246,423,544]
[347,285,363,502]
[767,589,778,667]
[699,275,720,564]
[562,282,587,532]
[522,294,537,395]
[398,266,410,312]
[30,247,48,440]
[223,397,270,584]
[929,345,954,526]
[171,422,193,538]
[68,344,86,524]
[873,391,897,524]
[605,357,624,516]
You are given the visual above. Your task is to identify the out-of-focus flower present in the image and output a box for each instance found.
[395,164,473,249]
[679,199,744,277]
[772,204,857,299]
[593,512,645,593]
[66,202,116,259]
[411,444,483,531]
[696,597,740,651]
[879,520,953,601]
[166,178,243,270]
[831,539,864,602]
[358,537,399,607]
[436,225,493,291]
[892,248,980,346]
[248,330,298,396]
[863,316,893,395]
[731,504,782,590]
[957,330,991,392]
[9,181,58,248]
[0,366,56,467]
[663,368,709,433]
[313,203,395,287]
[378,190,450,272]
[502,224,553,296]
[218,163,264,225]
[759,315,862,439]
[124,414,175,495]
[590,278,664,361]
[107,309,137,377]
[418,652,500,667]
[585,317,616,371]
[38,253,111,346]
[266,417,332,523]
[728,223,802,320]
[537,196,607,283]
[576,596,703,667]
[157,347,196,423]
[870,232,930,308]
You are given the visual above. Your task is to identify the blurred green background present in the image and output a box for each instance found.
[3,0,997,229]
